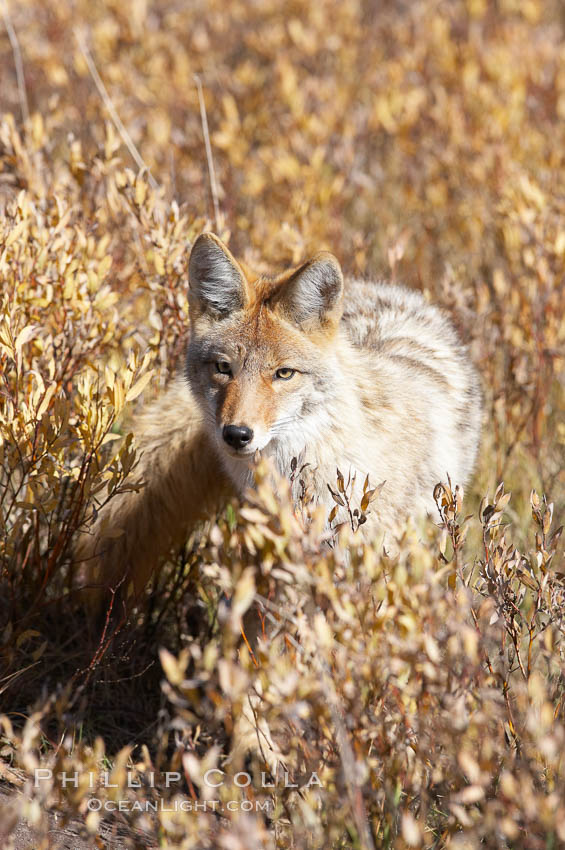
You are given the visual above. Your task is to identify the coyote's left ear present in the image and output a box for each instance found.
[189,233,249,318]
[275,252,344,331]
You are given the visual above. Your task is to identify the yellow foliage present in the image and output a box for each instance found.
[0,0,564,847]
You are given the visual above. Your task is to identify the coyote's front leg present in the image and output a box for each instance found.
[75,379,232,615]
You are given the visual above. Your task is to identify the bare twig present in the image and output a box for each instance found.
[74,28,159,192]
[1,0,30,126]
[194,73,222,233]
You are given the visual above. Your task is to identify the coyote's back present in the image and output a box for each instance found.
[341,278,481,513]
[77,234,481,609]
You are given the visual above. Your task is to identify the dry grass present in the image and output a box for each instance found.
[0,0,564,847]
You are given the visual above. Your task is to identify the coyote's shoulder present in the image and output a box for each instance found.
[77,234,481,608]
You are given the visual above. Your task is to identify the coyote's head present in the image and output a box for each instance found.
[186,233,344,465]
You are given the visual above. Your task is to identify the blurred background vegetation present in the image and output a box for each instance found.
[0,0,564,847]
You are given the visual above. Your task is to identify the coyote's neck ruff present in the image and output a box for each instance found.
[186,233,481,533]
[79,233,481,606]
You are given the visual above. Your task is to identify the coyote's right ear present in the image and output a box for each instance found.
[273,252,344,332]
[189,233,249,317]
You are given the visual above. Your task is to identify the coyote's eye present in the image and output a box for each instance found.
[275,367,295,380]
[216,360,231,375]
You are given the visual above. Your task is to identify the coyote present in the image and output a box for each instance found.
[78,233,481,607]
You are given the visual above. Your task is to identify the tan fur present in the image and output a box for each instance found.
[75,380,232,612]
[76,234,481,610]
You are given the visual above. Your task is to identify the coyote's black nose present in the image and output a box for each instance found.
[223,424,253,451]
